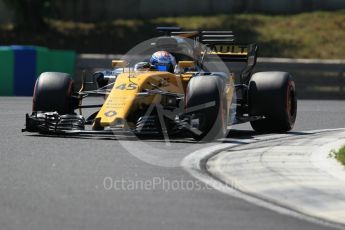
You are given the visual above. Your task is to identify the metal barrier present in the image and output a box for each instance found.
[255,58,345,100]
[76,54,345,100]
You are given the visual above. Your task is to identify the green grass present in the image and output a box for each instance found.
[153,11,345,59]
[333,146,345,166]
[2,10,345,58]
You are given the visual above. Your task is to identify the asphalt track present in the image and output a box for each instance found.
[1,97,345,230]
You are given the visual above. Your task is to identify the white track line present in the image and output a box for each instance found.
[181,129,345,230]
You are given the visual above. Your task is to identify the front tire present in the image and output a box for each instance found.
[33,72,78,114]
[248,71,297,133]
[186,76,227,141]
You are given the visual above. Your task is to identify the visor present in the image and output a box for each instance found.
[157,64,169,72]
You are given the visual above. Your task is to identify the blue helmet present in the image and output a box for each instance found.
[150,51,176,72]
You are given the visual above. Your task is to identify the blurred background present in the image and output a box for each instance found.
[1,0,345,56]
[0,0,345,98]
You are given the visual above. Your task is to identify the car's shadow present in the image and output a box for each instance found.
[24,129,311,144]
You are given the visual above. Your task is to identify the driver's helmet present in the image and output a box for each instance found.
[150,51,176,73]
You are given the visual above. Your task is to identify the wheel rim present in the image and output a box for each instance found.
[287,83,297,125]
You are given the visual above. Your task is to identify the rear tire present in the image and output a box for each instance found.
[33,72,78,114]
[248,71,297,133]
[186,76,227,141]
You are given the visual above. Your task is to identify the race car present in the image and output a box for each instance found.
[23,27,297,141]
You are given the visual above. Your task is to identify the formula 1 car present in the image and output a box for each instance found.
[23,27,297,141]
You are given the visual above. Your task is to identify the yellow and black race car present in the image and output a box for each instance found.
[23,27,297,141]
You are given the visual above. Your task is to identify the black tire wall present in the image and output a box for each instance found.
[33,72,77,114]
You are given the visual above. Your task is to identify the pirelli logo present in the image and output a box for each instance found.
[209,45,248,56]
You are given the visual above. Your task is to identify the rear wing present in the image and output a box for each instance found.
[199,31,257,64]
[198,31,258,84]
[168,29,257,64]
[160,27,258,83]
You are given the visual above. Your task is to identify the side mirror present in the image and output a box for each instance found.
[178,61,195,69]
[112,60,128,68]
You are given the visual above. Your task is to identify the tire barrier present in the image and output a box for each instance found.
[0,46,76,96]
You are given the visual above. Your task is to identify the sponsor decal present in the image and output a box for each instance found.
[104,110,117,117]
